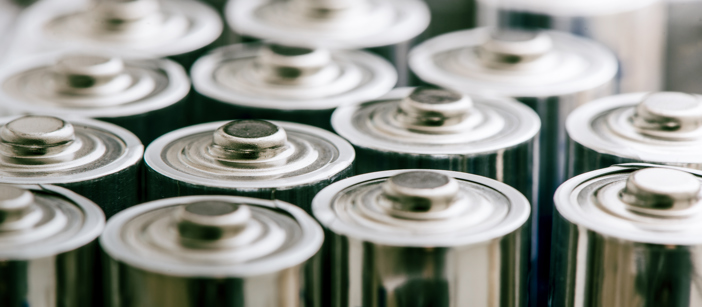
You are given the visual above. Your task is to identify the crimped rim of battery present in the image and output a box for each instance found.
[312,169,530,247]
[0,115,143,184]
[0,184,104,260]
[332,87,540,155]
[0,51,190,118]
[476,0,662,16]
[100,195,323,277]
[145,120,354,189]
[567,92,702,164]
[409,28,617,98]
[226,0,429,48]
[17,0,221,57]
[555,164,702,245]
[191,43,397,110]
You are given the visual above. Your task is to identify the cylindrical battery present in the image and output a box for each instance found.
[145,119,355,213]
[225,0,430,86]
[0,115,143,218]
[0,51,190,145]
[665,0,702,93]
[409,28,617,305]
[101,195,324,307]
[475,0,666,93]
[5,0,223,69]
[552,164,702,306]
[312,169,531,307]
[190,43,396,129]
[0,183,104,307]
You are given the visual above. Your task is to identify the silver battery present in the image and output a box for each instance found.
[0,183,105,307]
[552,163,702,306]
[0,115,143,218]
[190,43,397,129]
[475,0,666,93]
[567,92,702,177]
[101,195,323,307]
[0,51,190,145]
[6,0,223,69]
[665,0,702,93]
[312,169,531,306]
[145,119,354,212]
[225,0,430,86]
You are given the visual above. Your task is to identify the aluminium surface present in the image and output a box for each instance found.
[190,43,396,129]
[665,0,702,93]
[552,164,702,306]
[0,115,143,218]
[312,169,530,307]
[0,51,190,145]
[145,119,355,213]
[101,195,323,307]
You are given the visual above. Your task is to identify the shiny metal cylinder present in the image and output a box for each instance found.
[190,42,396,129]
[476,0,666,93]
[665,0,702,93]
[101,195,323,307]
[0,183,105,307]
[0,51,190,145]
[313,169,531,307]
[552,164,702,306]
[0,115,143,218]
[145,119,354,212]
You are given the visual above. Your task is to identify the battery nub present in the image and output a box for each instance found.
[620,168,702,211]
[0,116,76,156]
[633,92,702,136]
[177,201,252,245]
[382,171,459,213]
[477,29,553,68]
[398,87,473,128]
[0,185,40,231]
[211,120,289,160]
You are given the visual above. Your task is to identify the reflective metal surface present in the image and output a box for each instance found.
[101,195,323,307]
[665,0,702,94]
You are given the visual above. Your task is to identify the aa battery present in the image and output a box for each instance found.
[101,195,323,307]
[225,0,430,86]
[0,52,190,145]
[0,115,143,218]
[665,0,702,93]
[312,169,530,307]
[190,43,397,129]
[6,0,223,69]
[0,183,104,307]
[475,0,666,93]
[552,164,702,306]
[145,119,354,213]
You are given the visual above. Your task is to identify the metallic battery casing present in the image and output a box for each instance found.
[225,0,430,86]
[101,195,324,307]
[190,43,397,129]
[0,51,191,145]
[312,169,531,307]
[0,184,105,307]
[0,115,143,218]
[475,0,666,93]
[145,120,355,213]
[665,0,702,93]
[552,164,702,306]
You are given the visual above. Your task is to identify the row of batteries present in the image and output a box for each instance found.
[1,0,701,306]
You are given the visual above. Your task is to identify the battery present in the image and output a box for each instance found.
[665,0,702,93]
[567,92,702,178]
[6,0,223,69]
[101,195,323,306]
[0,52,190,145]
[0,183,104,307]
[0,115,143,218]
[475,0,666,93]
[190,43,397,129]
[552,164,702,306]
[145,119,354,213]
[225,0,430,86]
[312,169,530,306]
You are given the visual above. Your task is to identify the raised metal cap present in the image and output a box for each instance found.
[177,201,253,248]
[632,92,702,138]
[620,168,701,211]
[0,185,40,231]
[0,116,75,155]
[53,54,132,96]
[397,87,473,127]
[291,0,359,10]
[210,120,288,160]
[383,171,460,213]
[478,29,553,67]
[94,0,161,21]
[255,44,334,85]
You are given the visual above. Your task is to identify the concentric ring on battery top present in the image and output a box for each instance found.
[100,195,323,277]
[226,0,429,49]
[332,87,540,155]
[312,169,530,247]
[0,184,104,260]
[555,164,702,245]
[145,121,354,189]
[191,43,397,111]
[0,116,143,184]
[0,51,189,119]
[567,92,702,164]
[409,28,617,98]
[476,0,661,17]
